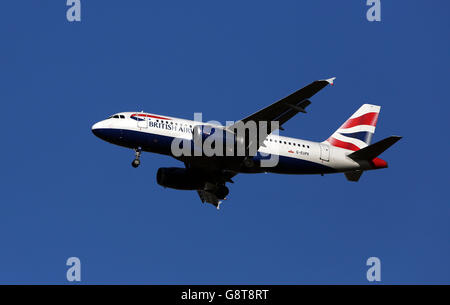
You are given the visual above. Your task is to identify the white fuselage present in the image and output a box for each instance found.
[92,112,371,175]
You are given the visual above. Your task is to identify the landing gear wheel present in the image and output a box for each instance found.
[131,159,140,168]
[131,147,142,168]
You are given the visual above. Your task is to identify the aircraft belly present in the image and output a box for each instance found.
[97,128,347,174]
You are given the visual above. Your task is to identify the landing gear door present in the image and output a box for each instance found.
[137,115,148,129]
[320,143,330,162]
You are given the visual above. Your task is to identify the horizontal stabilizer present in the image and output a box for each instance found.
[345,170,364,182]
[348,136,402,161]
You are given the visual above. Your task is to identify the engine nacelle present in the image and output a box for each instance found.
[156,167,206,190]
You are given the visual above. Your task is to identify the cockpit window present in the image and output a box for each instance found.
[108,114,126,119]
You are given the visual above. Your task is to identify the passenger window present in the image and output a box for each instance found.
[288,142,291,145]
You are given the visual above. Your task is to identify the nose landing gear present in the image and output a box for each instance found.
[132,148,141,168]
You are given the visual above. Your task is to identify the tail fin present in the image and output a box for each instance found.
[325,104,380,151]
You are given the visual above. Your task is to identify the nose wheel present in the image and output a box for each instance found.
[132,148,141,168]
[131,159,140,168]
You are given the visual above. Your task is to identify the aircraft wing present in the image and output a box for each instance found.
[227,77,335,134]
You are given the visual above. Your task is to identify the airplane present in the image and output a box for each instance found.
[92,77,401,209]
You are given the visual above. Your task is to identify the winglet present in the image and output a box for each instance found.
[325,77,336,86]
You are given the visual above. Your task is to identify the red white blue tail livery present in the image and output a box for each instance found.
[326,104,380,151]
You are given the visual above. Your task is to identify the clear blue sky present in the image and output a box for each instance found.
[0,1,449,284]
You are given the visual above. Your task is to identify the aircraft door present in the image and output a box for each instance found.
[320,143,330,162]
[137,115,148,129]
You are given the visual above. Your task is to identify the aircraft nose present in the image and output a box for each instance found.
[91,122,100,136]
[91,121,107,138]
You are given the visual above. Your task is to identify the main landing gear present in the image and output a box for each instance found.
[131,147,141,168]
[216,185,229,200]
